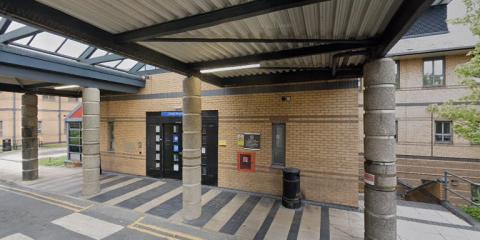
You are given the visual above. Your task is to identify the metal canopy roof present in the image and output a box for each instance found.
[0,0,434,87]
[0,16,168,97]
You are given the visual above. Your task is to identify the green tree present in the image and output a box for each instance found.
[428,0,480,144]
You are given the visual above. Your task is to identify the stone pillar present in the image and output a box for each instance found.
[22,93,38,181]
[82,88,101,196]
[363,58,397,240]
[182,76,202,220]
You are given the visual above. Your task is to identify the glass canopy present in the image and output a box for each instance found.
[0,17,163,76]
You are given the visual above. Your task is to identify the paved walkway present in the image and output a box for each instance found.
[0,147,66,162]
[0,160,479,240]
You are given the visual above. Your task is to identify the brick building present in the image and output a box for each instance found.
[0,92,79,147]
[95,0,480,208]
[359,0,480,204]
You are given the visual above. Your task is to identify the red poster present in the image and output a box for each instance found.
[237,152,256,172]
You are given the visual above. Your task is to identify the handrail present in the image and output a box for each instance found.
[443,171,480,207]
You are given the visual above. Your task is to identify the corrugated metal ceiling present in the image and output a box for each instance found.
[35,0,403,78]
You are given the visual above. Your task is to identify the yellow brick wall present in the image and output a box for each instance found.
[0,92,79,146]
[100,72,360,207]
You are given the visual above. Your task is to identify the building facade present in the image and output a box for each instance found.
[100,75,360,207]
[359,0,480,205]
[0,91,80,148]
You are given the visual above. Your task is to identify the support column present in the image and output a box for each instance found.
[182,76,202,220]
[22,93,38,181]
[363,58,397,240]
[82,88,100,196]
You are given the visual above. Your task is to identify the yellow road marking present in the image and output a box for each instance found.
[127,216,204,240]
[0,185,85,212]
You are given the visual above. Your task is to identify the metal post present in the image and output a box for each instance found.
[444,171,448,202]
[363,58,396,240]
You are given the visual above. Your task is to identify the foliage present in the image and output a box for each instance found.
[463,206,480,222]
[428,0,480,144]
[39,156,67,167]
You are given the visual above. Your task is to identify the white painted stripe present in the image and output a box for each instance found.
[263,206,295,240]
[134,187,182,213]
[204,193,249,231]
[92,178,142,197]
[104,181,165,206]
[235,197,275,240]
[169,189,222,222]
[298,205,322,240]
[52,213,123,240]
[0,233,34,240]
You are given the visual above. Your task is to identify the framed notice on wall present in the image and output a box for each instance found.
[237,152,256,172]
[243,133,260,150]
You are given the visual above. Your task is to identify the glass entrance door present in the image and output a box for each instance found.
[162,123,182,180]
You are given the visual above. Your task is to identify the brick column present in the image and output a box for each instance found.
[363,58,397,240]
[22,93,38,181]
[182,76,202,220]
[82,88,101,196]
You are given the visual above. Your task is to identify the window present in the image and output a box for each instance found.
[42,95,56,101]
[395,60,400,88]
[68,122,82,161]
[272,123,286,167]
[0,121,3,138]
[37,121,42,134]
[435,121,452,143]
[423,58,445,87]
[108,122,115,151]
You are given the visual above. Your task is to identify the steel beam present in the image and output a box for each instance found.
[220,68,362,86]
[81,53,124,65]
[144,37,377,44]
[0,26,40,43]
[79,46,96,60]
[0,0,191,75]
[116,0,331,42]
[0,83,81,97]
[192,43,369,70]
[0,44,144,88]
[374,0,435,57]
[129,62,145,73]
[0,18,11,34]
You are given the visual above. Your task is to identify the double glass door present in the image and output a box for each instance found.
[150,123,182,179]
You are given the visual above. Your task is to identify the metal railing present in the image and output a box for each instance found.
[443,171,480,207]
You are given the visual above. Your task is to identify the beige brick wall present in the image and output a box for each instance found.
[0,92,79,146]
[357,54,480,203]
[100,72,360,207]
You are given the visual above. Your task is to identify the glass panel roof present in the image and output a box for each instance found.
[5,21,25,33]
[13,35,33,45]
[57,39,89,58]
[116,59,137,71]
[1,18,161,75]
[29,32,65,52]
[100,60,121,68]
[90,49,107,58]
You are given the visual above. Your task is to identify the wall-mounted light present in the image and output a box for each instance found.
[54,85,80,90]
[200,63,261,74]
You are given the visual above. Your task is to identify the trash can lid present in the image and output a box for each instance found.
[283,168,300,174]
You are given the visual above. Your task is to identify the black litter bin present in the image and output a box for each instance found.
[282,168,301,209]
[2,139,12,152]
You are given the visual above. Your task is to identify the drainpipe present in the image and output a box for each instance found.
[12,92,16,149]
[58,97,62,143]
